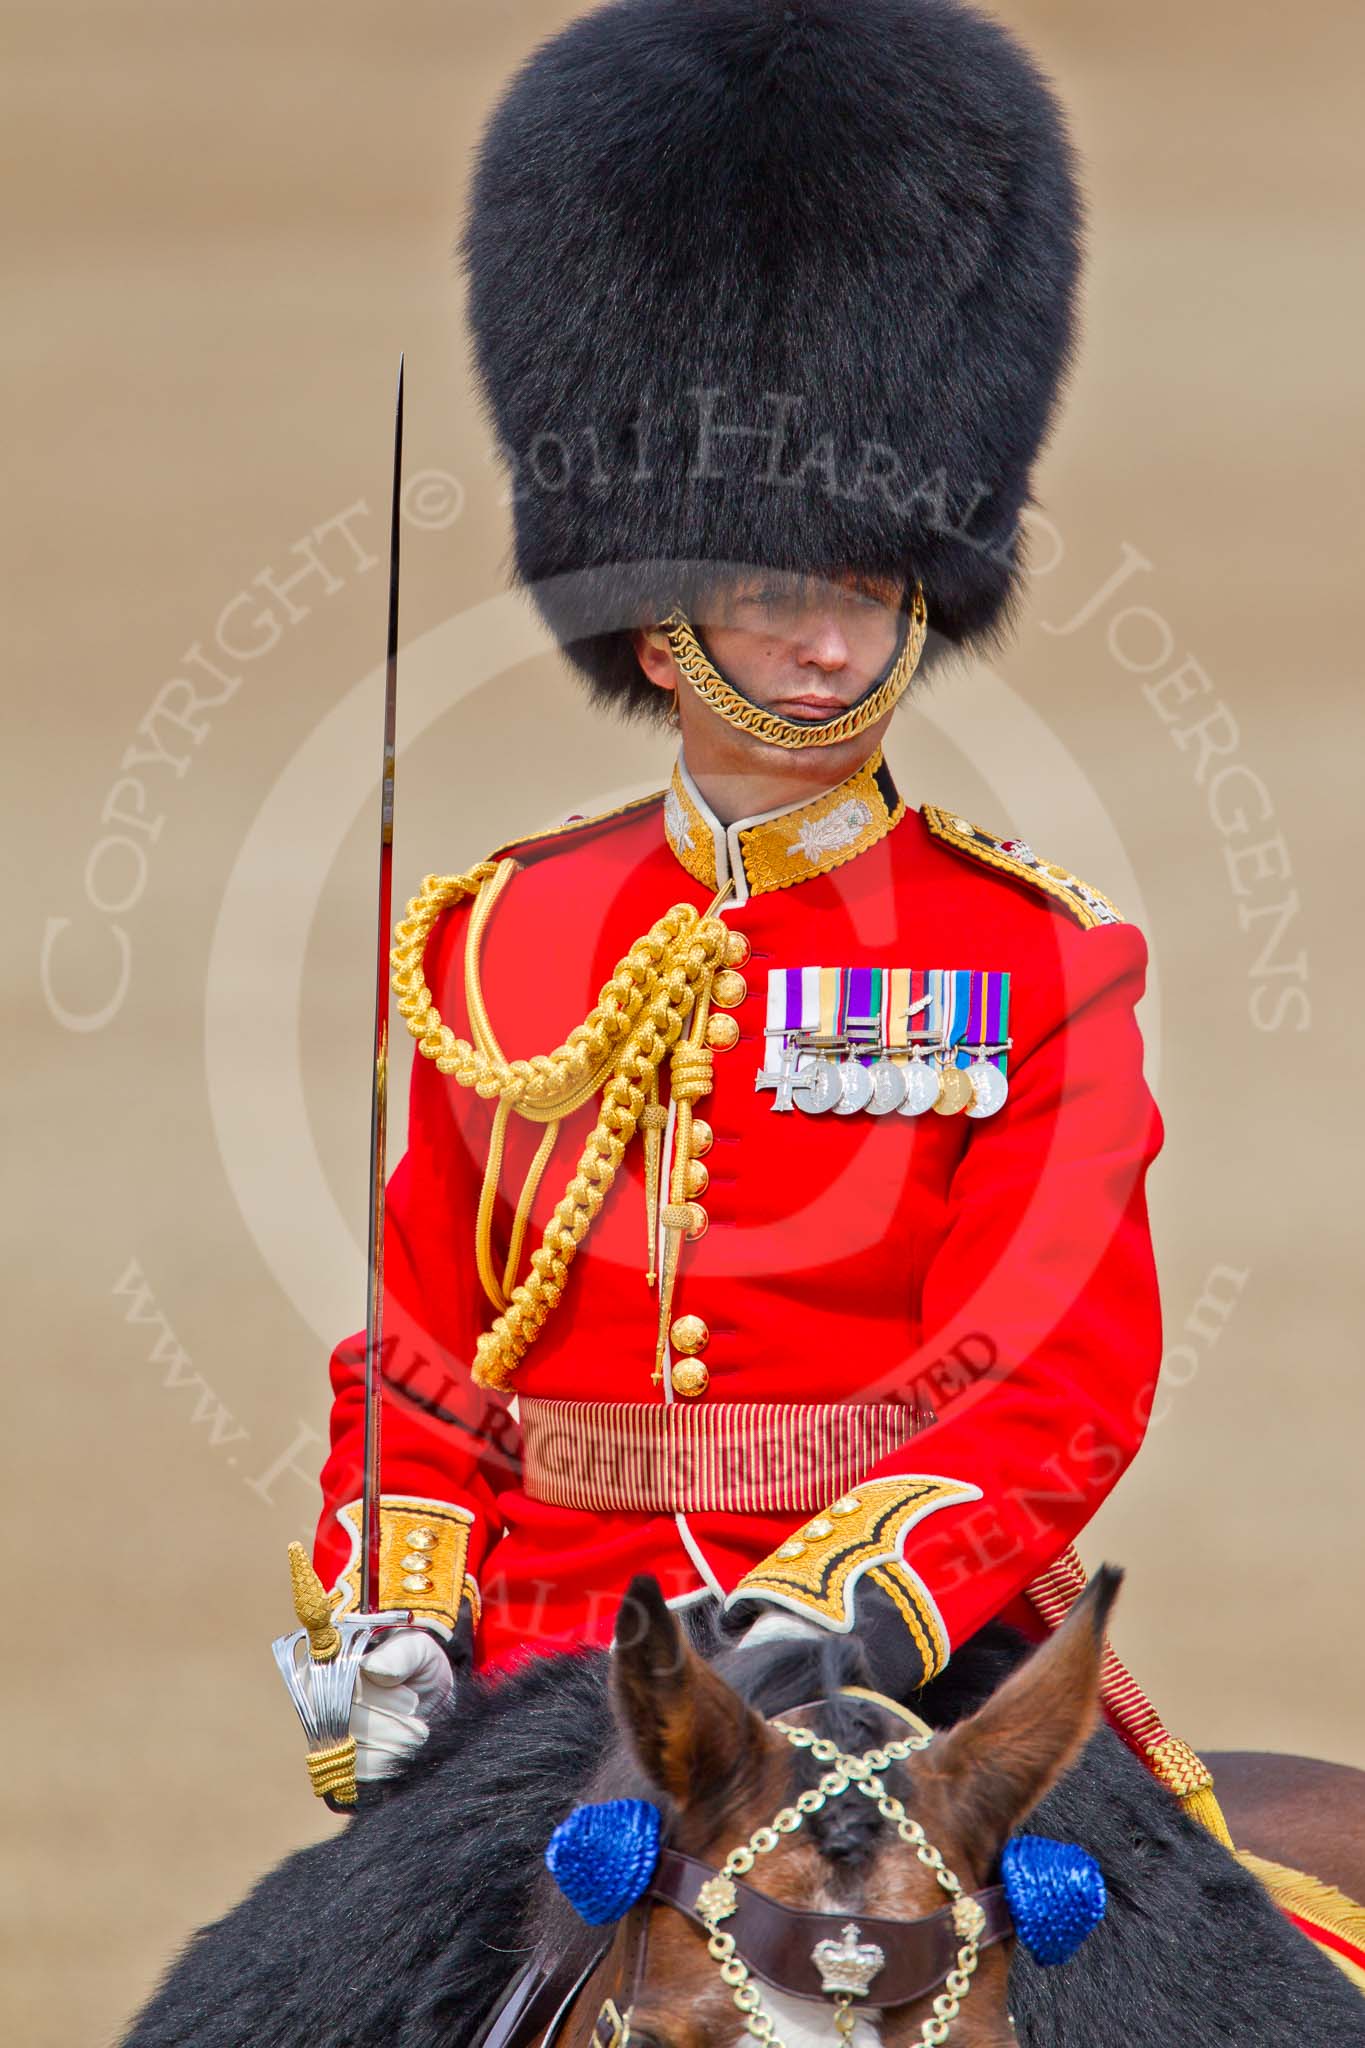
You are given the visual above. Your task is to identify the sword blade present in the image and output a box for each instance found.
[361,356,403,1613]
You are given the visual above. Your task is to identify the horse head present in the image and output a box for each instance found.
[537,1566,1120,2048]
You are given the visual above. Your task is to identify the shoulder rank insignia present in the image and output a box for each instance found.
[491,788,665,867]
[922,805,1124,931]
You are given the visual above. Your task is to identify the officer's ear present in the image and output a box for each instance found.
[612,1575,768,1813]
[632,624,678,691]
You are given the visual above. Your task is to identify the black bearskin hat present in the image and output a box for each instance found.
[463,0,1085,720]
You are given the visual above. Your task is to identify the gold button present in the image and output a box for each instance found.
[400,1552,432,1573]
[776,1539,806,1561]
[712,968,748,1009]
[805,1517,835,1540]
[670,1358,710,1398]
[402,1573,434,1594]
[405,1528,436,1548]
[670,1313,710,1355]
[725,930,752,968]
[685,1158,710,1198]
[830,1496,861,1517]
[690,1118,714,1157]
[684,1203,708,1241]
[706,1014,740,1051]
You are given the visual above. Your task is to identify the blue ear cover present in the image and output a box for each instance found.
[544,1799,663,1925]
[1000,1835,1107,1965]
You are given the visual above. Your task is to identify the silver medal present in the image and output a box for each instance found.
[964,1058,1009,1119]
[792,1055,841,1114]
[770,1037,800,1113]
[867,1060,907,1114]
[834,1060,875,1114]
[898,1056,942,1117]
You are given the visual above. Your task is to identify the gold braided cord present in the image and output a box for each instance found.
[394,867,697,1123]
[501,1116,561,1300]
[475,1095,515,1312]
[475,1100,563,1313]
[390,861,732,1388]
[471,915,729,1388]
[661,582,927,751]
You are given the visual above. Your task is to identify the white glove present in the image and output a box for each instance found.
[734,1607,830,1650]
[349,1628,454,1783]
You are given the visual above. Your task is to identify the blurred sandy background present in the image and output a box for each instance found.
[3,1,1363,2041]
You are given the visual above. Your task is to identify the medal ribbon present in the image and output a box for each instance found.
[765,968,1011,1071]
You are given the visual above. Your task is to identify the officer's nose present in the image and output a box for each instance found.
[794,615,853,673]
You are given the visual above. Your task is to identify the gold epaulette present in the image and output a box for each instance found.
[922,804,1125,931]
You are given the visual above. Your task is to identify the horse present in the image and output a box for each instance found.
[121,1570,1365,2047]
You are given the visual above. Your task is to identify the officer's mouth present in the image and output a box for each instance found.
[776,692,856,718]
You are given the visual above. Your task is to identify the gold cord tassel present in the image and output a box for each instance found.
[651,1029,716,1383]
[641,1076,668,1286]
[1146,1735,1236,1850]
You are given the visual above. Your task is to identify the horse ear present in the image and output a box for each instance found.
[924,1564,1122,1873]
[612,1574,769,1812]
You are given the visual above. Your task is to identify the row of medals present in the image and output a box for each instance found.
[766,1031,1012,1119]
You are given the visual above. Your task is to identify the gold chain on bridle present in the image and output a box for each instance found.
[693,1720,984,2048]
[659,582,928,752]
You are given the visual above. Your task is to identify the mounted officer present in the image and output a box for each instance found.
[304,0,1200,1825]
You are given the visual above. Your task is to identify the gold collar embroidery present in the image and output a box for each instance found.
[663,749,905,902]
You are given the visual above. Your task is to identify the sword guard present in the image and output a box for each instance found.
[273,1546,411,1805]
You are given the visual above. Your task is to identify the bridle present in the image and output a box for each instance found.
[477,1693,1014,2048]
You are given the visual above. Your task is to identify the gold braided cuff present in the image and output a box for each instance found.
[331,1497,479,1639]
[724,1474,981,1662]
[306,1735,358,1805]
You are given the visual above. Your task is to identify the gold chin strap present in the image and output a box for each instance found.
[661,583,927,751]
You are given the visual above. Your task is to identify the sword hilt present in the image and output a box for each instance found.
[274,1542,409,1806]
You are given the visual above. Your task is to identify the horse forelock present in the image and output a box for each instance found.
[527,1627,888,1979]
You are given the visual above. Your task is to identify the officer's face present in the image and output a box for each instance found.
[694,567,904,719]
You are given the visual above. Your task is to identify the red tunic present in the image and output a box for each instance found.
[315,753,1164,1678]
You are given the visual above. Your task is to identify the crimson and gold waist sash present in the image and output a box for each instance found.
[518,1396,931,1516]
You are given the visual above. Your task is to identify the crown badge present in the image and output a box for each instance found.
[810,1922,887,1998]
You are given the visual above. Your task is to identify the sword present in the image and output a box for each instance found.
[274,361,409,1803]
[361,354,403,1612]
